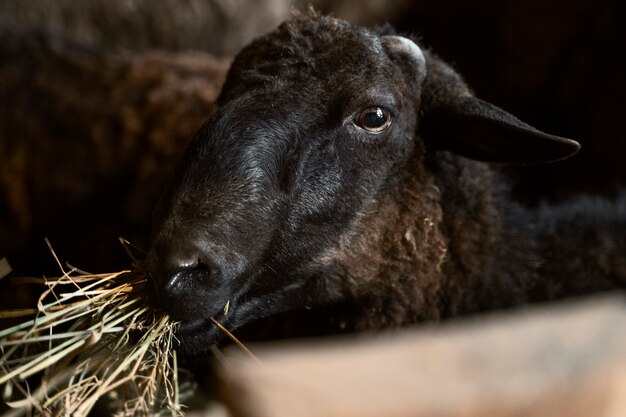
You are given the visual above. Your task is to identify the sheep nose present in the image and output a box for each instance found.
[145,243,217,315]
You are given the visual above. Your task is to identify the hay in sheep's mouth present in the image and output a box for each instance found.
[0,265,192,416]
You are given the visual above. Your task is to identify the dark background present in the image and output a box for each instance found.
[1,0,624,306]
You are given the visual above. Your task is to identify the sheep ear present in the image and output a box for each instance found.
[420,95,580,164]
[382,36,427,87]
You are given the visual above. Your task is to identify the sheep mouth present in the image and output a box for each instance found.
[172,313,234,355]
[170,296,270,355]
[169,271,312,356]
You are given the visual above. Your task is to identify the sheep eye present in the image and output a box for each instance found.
[356,107,392,133]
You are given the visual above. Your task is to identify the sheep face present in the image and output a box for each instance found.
[146,15,579,354]
[146,16,428,353]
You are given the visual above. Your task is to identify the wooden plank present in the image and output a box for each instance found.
[216,294,626,417]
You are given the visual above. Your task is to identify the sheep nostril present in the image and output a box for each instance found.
[164,259,198,288]
[163,262,210,295]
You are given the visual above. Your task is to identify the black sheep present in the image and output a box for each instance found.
[145,12,626,355]
[0,30,229,274]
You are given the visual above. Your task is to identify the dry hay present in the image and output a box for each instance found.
[0,241,193,416]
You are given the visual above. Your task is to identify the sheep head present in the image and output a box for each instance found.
[145,13,579,354]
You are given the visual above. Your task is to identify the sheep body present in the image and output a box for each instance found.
[0,29,229,273]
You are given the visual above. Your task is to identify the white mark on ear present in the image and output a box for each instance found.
[382,35,427,86]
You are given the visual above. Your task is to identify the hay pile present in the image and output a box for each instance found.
[0,252,191,416]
